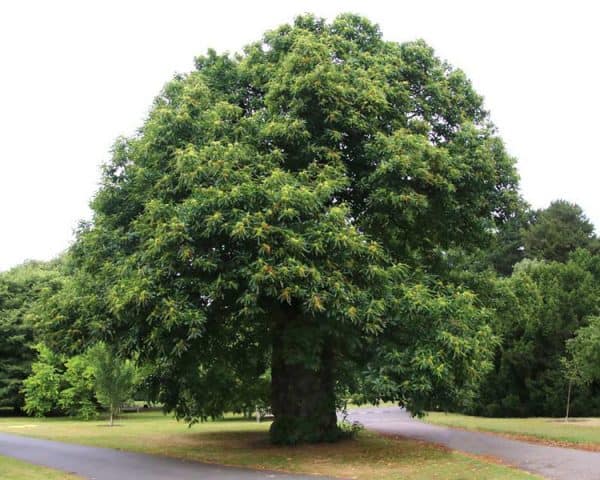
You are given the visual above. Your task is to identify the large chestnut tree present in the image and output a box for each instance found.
[49,14,519,444]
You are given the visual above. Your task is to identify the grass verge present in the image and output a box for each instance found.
[0,411,538,479]
[0,455,81,480]
[425,412,600,451]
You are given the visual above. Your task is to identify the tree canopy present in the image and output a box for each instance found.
[523,200,598,263]
[38,14,520,443]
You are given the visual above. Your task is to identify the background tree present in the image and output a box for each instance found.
[523,200,598,262]
[22,345,97,419]
[88,343,136,426]
[472,251,600,417]
[0,260,62,411]
[22,344,63,417]
[563,316,600,421]
[440,197,600,418]
[486,201,531,276]
[59,354,97,419]
[43,14,519,443]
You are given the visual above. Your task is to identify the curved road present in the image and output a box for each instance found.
[347,407,600,480]
[2,409,600,479]
[0,432,329,480]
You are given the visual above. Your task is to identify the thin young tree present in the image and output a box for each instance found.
[88,343,136,426]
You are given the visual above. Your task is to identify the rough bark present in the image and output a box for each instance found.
[269,308,339,444]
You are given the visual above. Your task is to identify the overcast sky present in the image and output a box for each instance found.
[1,0,598,271]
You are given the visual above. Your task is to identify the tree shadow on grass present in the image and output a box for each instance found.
[188,429,271,449]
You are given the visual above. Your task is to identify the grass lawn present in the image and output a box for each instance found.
[0,411,538,479]
[425,412,600,450]
[0,455,81,480]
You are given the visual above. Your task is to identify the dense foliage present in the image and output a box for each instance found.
[22,343,138,421]
[565,316,600,389]
[523,200,599,262]
[22,344,65,417]
[465,250,600,417]
[0,261,62,411]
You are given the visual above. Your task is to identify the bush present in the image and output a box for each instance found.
[59,355,97,419]
[22,345,62,417]
[23,343,138,420]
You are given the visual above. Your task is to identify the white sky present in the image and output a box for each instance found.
[1,0,599,272]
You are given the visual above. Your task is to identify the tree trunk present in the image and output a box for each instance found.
[269,308,339,444]
[564,379,572,423]
[110,402,114,427]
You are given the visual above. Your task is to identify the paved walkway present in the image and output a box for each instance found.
[347,407,600,480]
[3,410,600,479]
[0,433,328,480]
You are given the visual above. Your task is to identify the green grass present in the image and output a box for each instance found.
[425,412,600,449]
[0,455,81,480]
[0,412,537,479]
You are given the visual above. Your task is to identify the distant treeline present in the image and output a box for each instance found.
[446,200,600,417]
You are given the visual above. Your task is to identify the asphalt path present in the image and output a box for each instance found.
[347,407,600,480]
[3,409,600,479]
[0,432,329,480]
